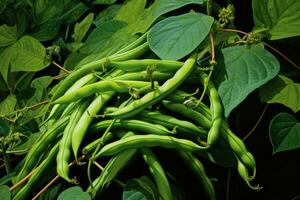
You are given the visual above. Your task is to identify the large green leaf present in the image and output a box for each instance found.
[148,12,214,60]
[0,24,17,47]
[73,13,94,43]
[269,112,300,154]
[0,185,10,200]
[10,36,49,72]
[259,75,300,112]
[58,186,91,200]
[213,44,280,116]
[252,0,300,40]
[123,176,158,200]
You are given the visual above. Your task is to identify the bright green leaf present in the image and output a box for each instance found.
[213,44,280,116]
[0,95,17,116]
[10,36,49,72]
[259,75,300,112]
[94,4,121,27]
[73,13,94,43]
[148,12,214,60]
[58,186,91,200]
[269,112,300,153]
[252,0,300,40]
[0,24,17,47]
[123,176,158,200]
[0,185,10,200]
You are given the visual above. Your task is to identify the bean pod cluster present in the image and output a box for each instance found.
[13,37,260,200]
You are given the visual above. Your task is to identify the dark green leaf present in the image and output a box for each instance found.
[0,24,17,47]
[0,185,10,200]
[252,0,300,40]
[72,13,94,43]
[213,44,280,116]
[269,112,300,153]
[123,176,158,200]
[29,21,61,41]
[94,4,121,27]
[57,186,91,200]
[10,36,49,72]
[0,95,17,116]
[94,0,117,4]
[260,75,300,112]
[148,12,214,60]
[0,120,10,136]
[38,183,63,200]
[0,46,12,82]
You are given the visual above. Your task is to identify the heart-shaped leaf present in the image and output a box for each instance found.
[259,75,300,112]
[269,112,300,154]
[213,44,280,116]
[0,185,10,200]
[58,186,91,200]
[148,12,214,60]
[252,0,300,40]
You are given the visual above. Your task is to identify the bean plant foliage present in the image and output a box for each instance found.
[0,0,299,199]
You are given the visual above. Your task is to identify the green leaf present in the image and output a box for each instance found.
[94,0,117,4]
[94,4,121,27]
[0,185,10,200]
[8,132,41,154]
[10,36,49,72]
[38,183,63,200]
[213,44,280,117]
[115,0,205,34]
[259,75,300,112]
[123,176,158,200]
[0,46,12,82]
[73,13,94,43]
[58,186,91,200]
[0,24,17,47]
[269,112,300,153]
[148,12,213,60]
[0,95,17,116]
[252,0,300,40]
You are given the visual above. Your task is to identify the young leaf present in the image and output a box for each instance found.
[0,24,17,47]
[269,112,300,154]
[148,12,214,60]
[213,44,280,117]
[252,0,300,40]
[259,75,300,112]
[73,13,94,43]
[10,36,49,72]
[123,176,158,200]
[0,185,10,200]
[57,186,91,200]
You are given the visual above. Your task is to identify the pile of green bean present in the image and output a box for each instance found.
[13,36,260,200]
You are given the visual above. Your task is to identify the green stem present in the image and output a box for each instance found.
[0,142,11,173]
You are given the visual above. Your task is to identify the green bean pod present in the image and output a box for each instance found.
[113,32,147,55]
[72,92,115,159]
[106,54,196,119]
[237,159,262,190]
[140,148,172,200]
[111,59,182,72]
[95,134,208,158]
[57,100,91,182]
[87,149,137,198]
[177,151,216,200]
[54,80,151,104]
[90,119,174,136]
[139,111,207,138]
[82,132,114,155]
[16,116,69,182]
[51,42,149,101]
[13,143,59,200]
[111,71,173,82]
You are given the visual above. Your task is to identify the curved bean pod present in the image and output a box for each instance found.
[54,80,151,104]
[106,54,196,119]
[95,134,208,158]
[72,92,115,159]
[16,116,69,182]
[51,42,149,101]
[140,148,172,200]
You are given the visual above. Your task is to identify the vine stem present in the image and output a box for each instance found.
[52,61,71,74]
[217,28,300,70]
[243,104,268,141]
[9,170,35,191]
[31,156,85,200]
[0,100,49,119]
[0,142,11,173]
